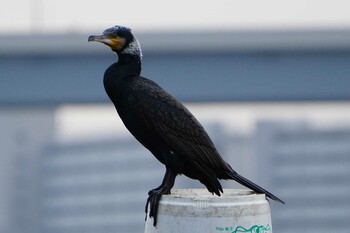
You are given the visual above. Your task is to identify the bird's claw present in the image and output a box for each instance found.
[145,188,160,215]
[145,188,171,226]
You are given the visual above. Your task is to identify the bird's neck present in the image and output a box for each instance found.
[116,53,142,75]
[103,54,141,100]
[117,53,141,64]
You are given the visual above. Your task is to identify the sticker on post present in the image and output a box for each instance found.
[215,224,271,233]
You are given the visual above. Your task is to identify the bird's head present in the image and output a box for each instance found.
[88,25,142,58]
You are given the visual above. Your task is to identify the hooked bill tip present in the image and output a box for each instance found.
[88,35,95,42]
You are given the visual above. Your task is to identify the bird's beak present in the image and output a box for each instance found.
[88,35,126,50]
[88,35,109,43]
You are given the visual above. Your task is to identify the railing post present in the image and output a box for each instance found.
[145,189,273,233]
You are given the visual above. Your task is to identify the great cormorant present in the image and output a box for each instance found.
[88,25,284,226]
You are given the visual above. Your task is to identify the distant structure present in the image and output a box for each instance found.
[1,29,350,233]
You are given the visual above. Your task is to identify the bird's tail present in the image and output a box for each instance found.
[226,171,285,204]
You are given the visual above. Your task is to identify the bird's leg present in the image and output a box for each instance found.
[145,168,169,215]
[145,168,171,216]
[145,169,169,215]
[145,167,176,226]
[147,169,169,197]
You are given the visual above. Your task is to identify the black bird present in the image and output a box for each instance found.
[89,25,284,226]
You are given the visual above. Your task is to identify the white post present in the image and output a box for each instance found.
[145,189,273,233]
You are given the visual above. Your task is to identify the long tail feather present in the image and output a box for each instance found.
[227,171,285,204]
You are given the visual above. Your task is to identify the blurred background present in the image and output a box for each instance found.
[1,1,350,233]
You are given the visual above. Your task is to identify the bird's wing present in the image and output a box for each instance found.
[127,77,229,171]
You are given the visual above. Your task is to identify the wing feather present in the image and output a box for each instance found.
[127,78,229,171]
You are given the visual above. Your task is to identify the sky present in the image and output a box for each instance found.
[1,0,350,34]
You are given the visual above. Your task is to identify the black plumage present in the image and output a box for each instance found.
[89,25,284,226]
